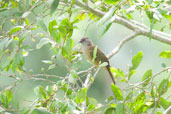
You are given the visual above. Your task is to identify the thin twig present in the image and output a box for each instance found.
[107,32,139,59]
[163,105,171,114]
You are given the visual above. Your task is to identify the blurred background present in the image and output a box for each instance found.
[0,8,171,109]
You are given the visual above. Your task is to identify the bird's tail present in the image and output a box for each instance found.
[106,65,116,84]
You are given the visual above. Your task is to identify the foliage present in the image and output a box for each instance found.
[0,0,170,114]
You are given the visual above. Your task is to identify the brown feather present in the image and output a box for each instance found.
[85,46,115,84]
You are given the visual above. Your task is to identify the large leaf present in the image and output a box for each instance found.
[111,84,123,101]
[50,0,59,16]
[158,79,169,96]
[142,69,152,86]
[129,51,143,71]
[8,26,22,35]
[159,51,171,58]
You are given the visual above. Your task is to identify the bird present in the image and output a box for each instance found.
[79,37,115,84]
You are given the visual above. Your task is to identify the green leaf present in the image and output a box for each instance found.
[116,103,124,114]
[48,64,56,70]
[98,6,116,25]
[0,37,10,51]
[22,11,30,18]
[125,91,134,101]
[104,0,119,5]
[49,20,57,34]
[65,38,74,56]
[31,107,53,114]
[51,31,61,43]
[36,38,51,49]
[110,68,125,78]
[142,69,152,86]
[106,96,114,102]
[39,20,47,32]
[42,60,52,64]
[76,88,87,103]
[8,26,22,35]
[130,51,143,71]
[92,46,98,63]
[0,90,12,108]
[50,0,59,16]
[132,92,147,113]
[71,70,78,79]
[5,90,12,103]
[39,86,47,99]
[148,0,153,4]
[0,93,8,108]
[34,86,47,100]
[128,70,136,80]
[62,47,68,58]
[100,23,112,38]
[159,51,171,58]
[12,53,21,72]
[25,18,29,25]
[158,79,169,96]
[104,107,115,114]
[87,97,98,111]
[111,84,123,101]
[160,97,171,109]
[75,13,87,21]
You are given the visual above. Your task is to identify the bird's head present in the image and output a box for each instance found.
[79,37,93,47]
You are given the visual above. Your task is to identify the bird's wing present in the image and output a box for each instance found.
[87,46,109,65]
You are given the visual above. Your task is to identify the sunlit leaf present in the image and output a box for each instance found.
[76,88,87,103]
[9,26,22,35]
[128,70,136,80]
[111,84,123,101]
[49,20,57,34]
[142,69,152,86]
[129,51,143,71]
[159,51,171,58]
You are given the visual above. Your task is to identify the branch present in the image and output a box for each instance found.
[163,105,171,114]
[107,32,139,58]
[74,0,171,45]
[114,16,171,45]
